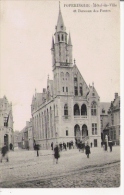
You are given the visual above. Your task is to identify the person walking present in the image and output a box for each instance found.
[109,140,113,152]
[54,143,60,164]
[0,143,9,162]
[85,143,91,158]
[90,142,92,148]
[51,142,53,150]
[34,144,40,157]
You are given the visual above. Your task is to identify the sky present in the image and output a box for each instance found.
[0,0,120,131]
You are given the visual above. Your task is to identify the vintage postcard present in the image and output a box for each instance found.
[0,0,123,194]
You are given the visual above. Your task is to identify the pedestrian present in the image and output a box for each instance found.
[90,142,92,148]
[51,142,53,150]
[60,143,62,151]
[0,143,9,163]
[85,143,91,158]
[109,140,113,152]
[54,143,60,164]
[34,144,40,157]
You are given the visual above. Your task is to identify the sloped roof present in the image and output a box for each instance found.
[100,102,111,115]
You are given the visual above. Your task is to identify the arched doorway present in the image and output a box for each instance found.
[74,124,81,141]
[82,125,88,138]
[4,134,9,148]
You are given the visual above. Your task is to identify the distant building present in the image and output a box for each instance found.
[0,96,14,149]
[14,130,20,147]
[20,119,33,150]
[31,6,101,149]
[100,102,111,141]
[107,93,120,145]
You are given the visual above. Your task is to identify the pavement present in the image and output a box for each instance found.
[0,146,120,188]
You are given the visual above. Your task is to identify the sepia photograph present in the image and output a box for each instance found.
[0,0,123,193]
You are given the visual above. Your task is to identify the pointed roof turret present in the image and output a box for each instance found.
[68,32,72,45]
[56,2,66,32]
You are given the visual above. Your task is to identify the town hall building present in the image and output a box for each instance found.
[31,6,101,149]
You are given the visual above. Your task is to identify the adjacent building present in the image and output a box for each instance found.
[100,102,111,142]
[0,96,14,149]
[31,6,101,149]
[20,119,33,150]
[107,93,120,145]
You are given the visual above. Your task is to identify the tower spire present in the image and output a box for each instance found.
[59,1,60,12]
[56,2,66,32]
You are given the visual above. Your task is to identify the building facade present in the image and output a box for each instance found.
[0,96,14,149]
[100,102,111,142]
[19,119,33,150]
[31,7,101,149]
[107,93,120,145]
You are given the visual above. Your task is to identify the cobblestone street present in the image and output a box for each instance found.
[0,146,120,188]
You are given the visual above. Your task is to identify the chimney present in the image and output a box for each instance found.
[115,93,118,99]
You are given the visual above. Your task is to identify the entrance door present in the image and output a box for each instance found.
[94,139,97,147]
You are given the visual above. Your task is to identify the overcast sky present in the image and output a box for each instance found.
[0,0,120,131]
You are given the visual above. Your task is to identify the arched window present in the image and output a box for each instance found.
[79,83,83,96]
[74,104,80,115]
[64,104,68,115]
[91,101,97,116]
[58,34,60,42]
[81,104,87,115]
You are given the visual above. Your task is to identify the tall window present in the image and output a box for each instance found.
[74,104,80,115]
[91,102,97,116]
[74,86,78,96]
[66,87,68,92]
[81,104,87,115]
[92,123,97,135]
[58,35,60,42]
[64,104,68,115]
[66,130,68,136]
[74,75,77,82]
[63,87,64,92]
[79,83,83,96]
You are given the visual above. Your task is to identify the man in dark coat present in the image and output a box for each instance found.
[54,144,60,164]
[34,144,40,157]
[51,142,53,150]
[109,140,113,152]
[85,143,91,158]
[1,143,9,162]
